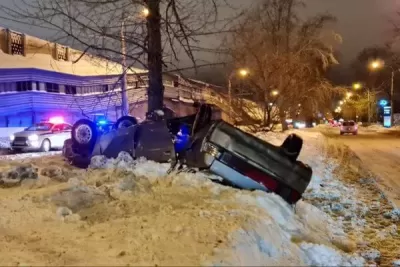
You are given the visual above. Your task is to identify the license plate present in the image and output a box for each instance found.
[347,128,351,130]
[14,141,25,145]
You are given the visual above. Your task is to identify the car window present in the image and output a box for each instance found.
[52,124,63,131]
[26,122,53,131]
[62,124,72,131]
[343,122,350,126]
[349,122,355,126]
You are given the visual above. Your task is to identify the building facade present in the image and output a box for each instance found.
[0,27,217,127]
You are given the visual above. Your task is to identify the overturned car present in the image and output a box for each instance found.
[63,104,312,204]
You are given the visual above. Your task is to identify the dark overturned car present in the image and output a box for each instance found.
[62,104,312,204]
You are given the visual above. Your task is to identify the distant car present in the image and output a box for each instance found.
[10,119,72,152]
[340,120,358,135]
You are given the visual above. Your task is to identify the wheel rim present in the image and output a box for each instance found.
[43,140,50,151]
[118,120,134,129]
[75,124,93,144]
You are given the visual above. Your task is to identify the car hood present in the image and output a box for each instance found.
[13,130,51,137]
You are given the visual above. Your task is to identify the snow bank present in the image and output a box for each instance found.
[88,151,364,266]
[0,137,10,149]
[0,133,365,266]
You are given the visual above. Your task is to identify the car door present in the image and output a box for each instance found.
[61,124,72,144]
[49,124,64,148]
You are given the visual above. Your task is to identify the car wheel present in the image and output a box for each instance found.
[114,116,138,129]
[72,119,98,149]
[40,139,51,152]
[353,131,358,135]
[280,134,303,161]
[340,132,344,135]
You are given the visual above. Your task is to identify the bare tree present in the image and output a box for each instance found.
[224,0,340,130]
[1,0,238,114]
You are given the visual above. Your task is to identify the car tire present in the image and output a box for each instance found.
[72,119,98,150]
[280,134,303,161]
[114,116,138,129]
[340,132,344,135]
[40,139,51,152]
[353,131,358,135]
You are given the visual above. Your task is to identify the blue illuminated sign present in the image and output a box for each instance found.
[383,106,392,128]
[379,99,388,106]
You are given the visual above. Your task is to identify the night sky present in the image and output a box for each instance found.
[0,0,399,66]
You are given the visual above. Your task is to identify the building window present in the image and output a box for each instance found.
[45,83,60,93]
[65,85,77,95]
[9,31,24,56]
[56,45,68,61]
[16,81,32,91]
[102,85,109,92]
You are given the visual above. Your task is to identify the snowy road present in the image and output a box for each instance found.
[320,128,400,208]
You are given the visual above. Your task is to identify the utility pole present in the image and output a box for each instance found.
[228,76,233,122]
[120,19,129,116]
[367,89,371,123]
[391,70,394,127]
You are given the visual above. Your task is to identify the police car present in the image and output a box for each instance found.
[10,117,72,152]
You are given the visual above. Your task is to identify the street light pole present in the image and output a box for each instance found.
[228,74,233,122]
[120,19,129,116]
[227,69,249,124]
[391,69,394,127]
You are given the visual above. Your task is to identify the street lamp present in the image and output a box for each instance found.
[238,69,249,77]
[369,60,383,70]
[271,90,279,96]
[228,68,249,121]
[339,101,343,105]
[142,7,150,17]
[352,82,362,90]
[368,59,396,127]
[346,92,353,98]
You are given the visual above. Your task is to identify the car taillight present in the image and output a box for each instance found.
[290,190,302,203]
[245,170,278,191]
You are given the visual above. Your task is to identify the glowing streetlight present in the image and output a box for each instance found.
[346,92,353,98]
[271,90,279,96]
[238,69,249,77]
[142,8,150,17]
[370,60,383,70]
[339,101,343,105]
[352,82,362,90]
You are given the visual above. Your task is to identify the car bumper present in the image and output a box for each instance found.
[11,140,42,151]
[341,129,357,133]
[209,158,268,192]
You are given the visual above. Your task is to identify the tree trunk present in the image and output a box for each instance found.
[146,0,164,113]
[279,109,288,131]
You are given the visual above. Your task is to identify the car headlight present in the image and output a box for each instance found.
[9,134,15,141]
[201,142,221,158]
[28,134,39,141]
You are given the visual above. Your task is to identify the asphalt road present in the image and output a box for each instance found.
[321,127,400,208]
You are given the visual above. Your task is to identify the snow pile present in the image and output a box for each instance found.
[88,151,364,266]
[0,137,10,149]
[0,134,366,265]
[0,151,60,161]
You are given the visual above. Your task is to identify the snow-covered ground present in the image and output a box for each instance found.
[0,130,397,266]
[0,137,10,149]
